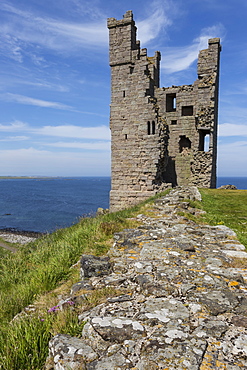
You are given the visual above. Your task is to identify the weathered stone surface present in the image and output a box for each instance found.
[108,10,221,211]
[80,255,112,279]
[46,187,247,369]
[46,334,98,369]
[218,184,238,190]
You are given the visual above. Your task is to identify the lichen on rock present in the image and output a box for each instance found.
[46,186,247,370]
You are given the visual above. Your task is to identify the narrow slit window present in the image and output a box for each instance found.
[204,134,210,151]
[123,91,126,98]
[152,121,155,134]
[147,121,151,135]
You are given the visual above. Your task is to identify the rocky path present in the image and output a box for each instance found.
[46,187,247,370]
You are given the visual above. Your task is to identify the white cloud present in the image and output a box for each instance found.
[219,123,247,137]
[0,135,29,141]
[0,121,111,140]
[0,148,110,176]
[218,141,247,176]
[137,0,173,44]
[44,141,110,151]
[161,24,225,73]
[0,2,108,58]
[1,93,73,110]
[20,80,70,92]
[0,121,28,132]
[34,125,111,140]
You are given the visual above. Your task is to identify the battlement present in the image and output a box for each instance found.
[108,12,221,211]
[107,10,133,28]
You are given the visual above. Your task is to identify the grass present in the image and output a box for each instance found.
[0,187,246,369]
[200,189,247,248]
[0,190,170,370]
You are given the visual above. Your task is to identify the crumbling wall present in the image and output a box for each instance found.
[108,11,221,211]
[108,11,169,211]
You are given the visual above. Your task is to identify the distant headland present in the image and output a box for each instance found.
[0,176,62,179]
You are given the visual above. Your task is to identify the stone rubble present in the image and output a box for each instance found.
[0,232,37,244]
[46,186,247,370]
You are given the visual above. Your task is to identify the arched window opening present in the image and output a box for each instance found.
[147,121,151,135]
[179,136,191,153]
[152,121,155,134]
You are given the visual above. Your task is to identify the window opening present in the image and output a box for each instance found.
[179,136,191,153]
[204,134,210,151]
[147,121,151,135]
[152,121,155,134]
[166,93,176,112]
[182,106,193,116]
[171,120,177,125]
[199,130,210,151]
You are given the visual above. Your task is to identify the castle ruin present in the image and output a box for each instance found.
[108,11,221,211]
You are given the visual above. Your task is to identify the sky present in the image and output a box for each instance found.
[0,0,246,177]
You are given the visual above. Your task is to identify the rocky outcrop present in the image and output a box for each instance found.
[218,184,238,190]
[46,186,247,369]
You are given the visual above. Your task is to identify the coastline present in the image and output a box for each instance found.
[0,229,44,245]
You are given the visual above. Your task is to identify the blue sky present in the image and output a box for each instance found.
[0,0,246,177]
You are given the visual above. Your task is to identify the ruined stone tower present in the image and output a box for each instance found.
[108,11,221,211]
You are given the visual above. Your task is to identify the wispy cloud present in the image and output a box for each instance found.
[0,2,108,59]
[0,147,111,176]
[0,121,28,132]
[219,123,247,137]
[0,121,111,141]
[34,125,111,140]
[20,80,70,92]
[137,0,174,44]
[44,141,110,151]
[0,135,29,141]
[161,24,225,73]
[218,140,247,176]
[0,93,73,110]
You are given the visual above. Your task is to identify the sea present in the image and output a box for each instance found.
[0,176,246,234]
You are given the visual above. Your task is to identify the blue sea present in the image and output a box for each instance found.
[0,177,111,233]
[0,176,246,234]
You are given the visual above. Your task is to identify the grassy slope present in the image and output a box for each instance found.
[0,189,246,369]
[200,189,247,248]
[0,192,170,370]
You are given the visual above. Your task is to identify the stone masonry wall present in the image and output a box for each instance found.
[108,11,170,211]
[46,186,247,369]
[108,11,221,211]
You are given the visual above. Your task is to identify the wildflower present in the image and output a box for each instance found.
[48,305,60,313]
